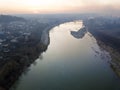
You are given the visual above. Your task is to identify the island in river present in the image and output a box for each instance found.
[71,26,87,39]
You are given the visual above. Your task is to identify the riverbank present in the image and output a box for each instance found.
[97,39,120,77]
[82,18,120,78]
[0,41,48,90]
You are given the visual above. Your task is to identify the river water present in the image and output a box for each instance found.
[11,21,120,90]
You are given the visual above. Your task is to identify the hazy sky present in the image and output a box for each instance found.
[0,0,120,14]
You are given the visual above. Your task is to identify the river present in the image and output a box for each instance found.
[11,21,120,90]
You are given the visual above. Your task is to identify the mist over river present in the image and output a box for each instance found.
[11,21,120,90]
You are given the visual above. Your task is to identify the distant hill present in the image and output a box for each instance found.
[0,15,26,23]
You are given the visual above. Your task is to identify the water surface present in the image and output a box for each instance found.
[11,21,120,90]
